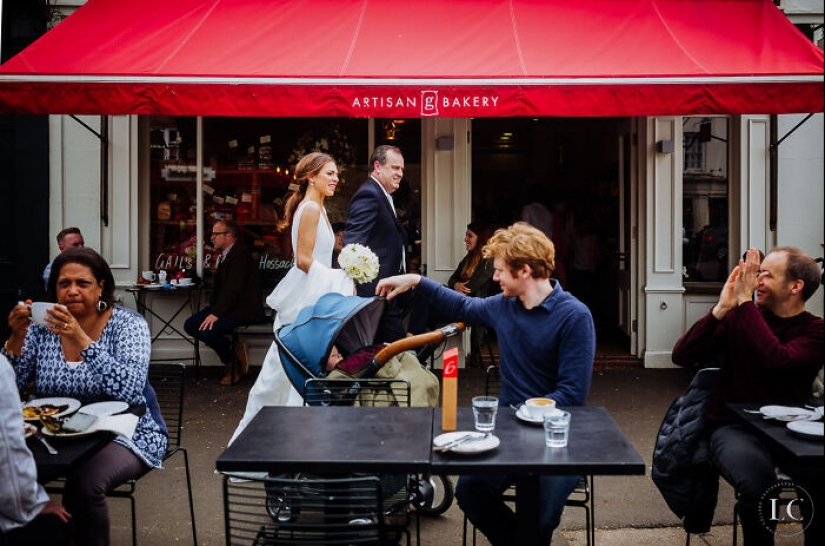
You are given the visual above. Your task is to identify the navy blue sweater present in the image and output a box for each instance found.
[416,277,595,407]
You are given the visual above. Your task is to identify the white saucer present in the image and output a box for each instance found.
[144,283,163,290]
[433,432,500,454]
[786,420,824,438]
[516,406,543,425]
[759,405,820,421]
[80,401,129,417]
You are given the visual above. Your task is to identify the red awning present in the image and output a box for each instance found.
[0,0,822,117]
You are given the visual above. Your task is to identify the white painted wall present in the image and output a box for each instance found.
[776,113,824,316]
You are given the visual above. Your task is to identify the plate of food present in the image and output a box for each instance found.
[24,422,37,438]
[40,412,98,437]
[22,397,81,421]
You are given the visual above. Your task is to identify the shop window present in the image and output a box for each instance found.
[148,117,368,291]
[682,117,729,284]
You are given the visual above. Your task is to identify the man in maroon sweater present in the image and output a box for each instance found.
[673,247,823,546]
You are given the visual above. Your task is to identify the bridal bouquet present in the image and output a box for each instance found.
[338,244,379,284]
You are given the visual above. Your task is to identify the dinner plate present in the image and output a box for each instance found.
[80,401,129,417]
[24,422,37,438]
[516,406,544,425]
[433,432,500,454]
[22,397,81,421]
[40,426,98,438]
[786,420,824,438]
[759,405,820,422]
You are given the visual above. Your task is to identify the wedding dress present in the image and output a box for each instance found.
[229,201,353,444]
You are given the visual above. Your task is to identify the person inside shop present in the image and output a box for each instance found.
[672,247,823,546]
[184,219,263,385]
[375,222,596,546]
[331,222,346,267]
[0,353,73,546]
[42,227,85,291]
[228,152,354,445]
[568,218,598,308]
[343,145,408,342]
[2,247,168,546]
[406,221,500,364]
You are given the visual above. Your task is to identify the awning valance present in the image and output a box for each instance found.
[0,0,822,117]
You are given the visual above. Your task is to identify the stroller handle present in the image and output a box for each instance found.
[372,322,466,366]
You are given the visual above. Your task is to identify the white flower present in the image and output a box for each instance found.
[338,244,380,284]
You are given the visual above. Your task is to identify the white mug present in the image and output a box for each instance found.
[29,302,60,327]
[141,270,156,283]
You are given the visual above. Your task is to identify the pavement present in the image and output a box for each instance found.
[86,363,808,546]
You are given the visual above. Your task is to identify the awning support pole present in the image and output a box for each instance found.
[768,113,815,232]
[773,113,814,148]
[68,115,110,226]
[69,114,108,142]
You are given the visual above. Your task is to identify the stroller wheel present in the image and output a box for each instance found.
[414,473,454,517]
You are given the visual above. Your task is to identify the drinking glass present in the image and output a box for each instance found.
[544,410,571,448]
[472,396,498,433]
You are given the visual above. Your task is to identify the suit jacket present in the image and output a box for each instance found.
[344,177,407,296]
[211,242,264,323]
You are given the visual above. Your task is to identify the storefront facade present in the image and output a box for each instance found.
[2,0,823,367]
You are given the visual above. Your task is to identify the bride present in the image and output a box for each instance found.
[229,152,354,444]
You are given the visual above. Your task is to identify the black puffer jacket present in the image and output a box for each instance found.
[652,367,720,534]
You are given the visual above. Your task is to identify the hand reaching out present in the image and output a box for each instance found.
[375,274,421,300]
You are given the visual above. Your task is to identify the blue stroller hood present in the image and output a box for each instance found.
[275,293,386,397]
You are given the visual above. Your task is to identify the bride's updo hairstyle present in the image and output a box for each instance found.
[278,152,336,233]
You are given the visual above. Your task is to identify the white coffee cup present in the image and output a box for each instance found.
[178,278,193,286]
[524,397,557,419]
[29,302,56,327]
[141,270,156,283]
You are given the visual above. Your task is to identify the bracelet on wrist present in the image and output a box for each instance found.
[3,339,21,357]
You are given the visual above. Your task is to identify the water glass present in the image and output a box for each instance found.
[471,396,499,433]
[544,410,571,448]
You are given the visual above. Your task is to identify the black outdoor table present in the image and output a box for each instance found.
[431,406,645,546]
[725,403,824,462]
[127,284,202,373]
[28,431,114,483]
[216,406,435,475]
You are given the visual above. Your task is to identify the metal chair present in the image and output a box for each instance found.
[462,365,595,546]
[223,474,386,545]
[45,362,197,546]
[303,377,416,546]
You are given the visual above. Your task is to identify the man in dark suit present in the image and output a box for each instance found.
[344,145,408,342]
[184,220,263,385]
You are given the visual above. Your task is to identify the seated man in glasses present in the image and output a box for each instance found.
[184,219,264,385]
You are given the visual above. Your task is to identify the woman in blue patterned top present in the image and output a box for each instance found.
[3,248,167,546]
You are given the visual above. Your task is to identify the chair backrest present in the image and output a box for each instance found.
[485,364,501,397]
[147,362,186,454]
[223,474,384,545]
[303,377,411,408]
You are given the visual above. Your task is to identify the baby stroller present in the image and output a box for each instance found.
[276,293,463,517]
